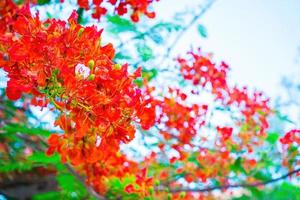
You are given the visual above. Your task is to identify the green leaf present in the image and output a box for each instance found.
[115,52,132,60]
[0,162,33,173]
[107,15,137,33]
[253,171,271,182]
[230,157,246,174]
[133,78,143,88]
[152,22,182,32]
[27,152,60,164]
[266,132,280,144]
[275,111,295,124]
[2,123,52,137]
[142,68,158,81]
[32,191,61,200]
[56,172,88,199]
[197,24,208,38]
[137,44,153,62]
[76,8,86,25]
[46,12,52,19]
[37,0,50,5]
[148,31,164,44]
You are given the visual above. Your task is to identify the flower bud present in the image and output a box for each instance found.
[88,74,95,81]
[114,63,122,70]
[77,27,84,37]
[88,59,95,70]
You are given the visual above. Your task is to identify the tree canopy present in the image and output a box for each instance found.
[0,0,299,199]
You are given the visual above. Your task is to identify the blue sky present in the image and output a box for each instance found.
[154,0,300,98]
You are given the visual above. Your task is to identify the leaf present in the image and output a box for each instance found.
[2,123,52,137]
[0,162,33,173]
[107,15,137,33]
[137,44,153,62]
[266,132,280,144]
[253,171,271,182]
[27,152,60,164]
[133,78,143,88]
[142,68,158,81]
[148,31,164,44]
[37,0,51,5]
[152,22,182,32]
[230,157,246,174]
[115,52,132,60]
[46,12,52,19]
[32,191,61,200]
[197,24,208,38]
[56,172,88,198]
[275,111,295,124]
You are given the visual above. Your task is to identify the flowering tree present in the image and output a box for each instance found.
[0,0,300,199]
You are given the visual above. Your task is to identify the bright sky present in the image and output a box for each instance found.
[154,0,300,99]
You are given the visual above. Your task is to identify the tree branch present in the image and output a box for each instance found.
[64,164,107,200]
[156,168,300,193]
[157,0,217,67]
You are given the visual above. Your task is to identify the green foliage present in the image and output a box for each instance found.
[230,157,247,174]
[253,171,271,182]
[266,132,280,144]
[107,15,137,34]
[32,191,61,200]
[76,8,87,25]
[197,24,208,38]
[56,173,88,199]
[115,52,132,60]
[1,123,52,137]
[28,152,60,164]
[275,110,295,124]
[134,68,158,87]
[32,170,96,200]
[0,161,33,173]
[0,152,60,173]
[137,43,153,62]
[147,22,182,44]
[106,176,139,200]
[37,0,51,5]
[234,182,300,200]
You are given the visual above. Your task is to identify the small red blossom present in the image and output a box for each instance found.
[124,184,135,193]
[217,126,233,141]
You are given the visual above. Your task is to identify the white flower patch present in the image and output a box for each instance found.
[75,63,90,79]
[96,135,102,147]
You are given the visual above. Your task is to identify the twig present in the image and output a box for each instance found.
[156,168,300,193]
[64,164,107,200]
[157,0,217,67]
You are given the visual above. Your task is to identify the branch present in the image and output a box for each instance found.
[116,0,217,56]
[64,164,107,200]
[165,0,217,57]
[157,0,217,67]
[6,131,107,200]
[156,168,300,193]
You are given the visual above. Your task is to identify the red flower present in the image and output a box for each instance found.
[124,184,135,193]
[6,80,22,101]
[217,126,233,141]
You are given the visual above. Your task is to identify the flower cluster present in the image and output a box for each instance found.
[157,87,208,145]
[178,49,272,139]
[136,49,275,197]
[0,1,156,195]
[280,129,300,145]
[73,0,158,22]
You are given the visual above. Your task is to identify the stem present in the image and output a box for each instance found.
[173,0,217,48]
[157,0,217,67]
[156,168,300,193]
